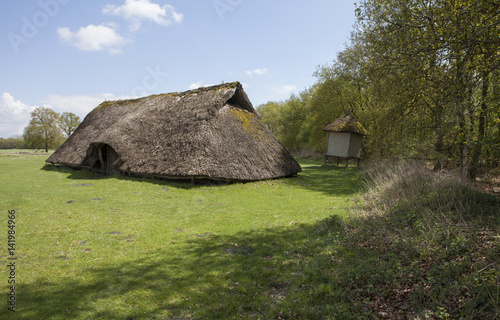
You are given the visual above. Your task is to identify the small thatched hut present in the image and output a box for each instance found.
[322,109,368,166]
[47,82,301,181]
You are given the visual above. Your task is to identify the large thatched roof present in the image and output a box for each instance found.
[322,109,368,135]
[47,82,301,181]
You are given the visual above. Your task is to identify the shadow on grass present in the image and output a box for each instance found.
[19,194,500,320]
[28,162,499,319]
[19,221,335,320]
[291,161,362,196]
[41,161,362,196]
[40,163,204,190]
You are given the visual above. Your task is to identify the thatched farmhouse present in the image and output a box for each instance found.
[47,82,301,181]
[322,109,368,166]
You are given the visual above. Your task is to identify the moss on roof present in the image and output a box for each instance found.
[322,110,368,135]
[47,82,301,181]
[95,82,243,111]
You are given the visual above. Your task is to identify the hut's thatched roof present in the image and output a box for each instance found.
[47,82,301,181]
[322,110,368,135]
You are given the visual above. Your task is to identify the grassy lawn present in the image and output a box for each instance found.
[1,153,499,319]
[1,152,362,319]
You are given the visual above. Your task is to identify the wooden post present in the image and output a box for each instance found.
[98,145,105,175]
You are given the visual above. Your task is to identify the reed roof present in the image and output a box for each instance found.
[322,110,368,135]
[46,82,301,181]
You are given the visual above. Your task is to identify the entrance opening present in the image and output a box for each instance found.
[86,143,119,175]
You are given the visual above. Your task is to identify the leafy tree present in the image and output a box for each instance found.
[257,0,499,178]
[258,93,309,152]
[23,107,64,152]
[350,0,500,177]
[59,112,81,137]
[257,101,284,135]
[0,137,26,149]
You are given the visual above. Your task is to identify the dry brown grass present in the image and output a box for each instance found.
[341,160,500,318]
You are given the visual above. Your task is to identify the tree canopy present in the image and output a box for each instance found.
[23,108,81,152]
[59,112,81,137]
[257,0,499,179]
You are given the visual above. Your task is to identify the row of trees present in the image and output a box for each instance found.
[22,107,81,152]
[0,137,26,149]
[258,0,499,179]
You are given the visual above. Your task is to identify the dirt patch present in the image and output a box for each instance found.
[2,151,52,156]
[196,232,212,238]
[225,245,255,255]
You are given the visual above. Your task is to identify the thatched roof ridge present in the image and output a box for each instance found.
[322,109,368,135]
[47,82,301,181]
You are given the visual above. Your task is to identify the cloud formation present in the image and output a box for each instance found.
[0,92,137,138]
[58,24,129,54]
[270,84,298,101]
[246,68,268,76]
[58,1,182,53]
[188,81,214,90]
[41,93,129,119]
[103,0,183,31]
[0,93,36,138]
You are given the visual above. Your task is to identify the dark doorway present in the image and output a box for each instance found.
[87,143,119,175]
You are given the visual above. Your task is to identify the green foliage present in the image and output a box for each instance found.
[256,101,283,134]
[0,137,26,149]
[305,73,358,152]
[23,107,67,152]
[59,112,81,137]
[257,93,309,151]
[259,0,500,178]
[348,0,500,174]
[2,153,498,319]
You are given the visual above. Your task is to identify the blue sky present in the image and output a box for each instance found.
[0,0,356,138]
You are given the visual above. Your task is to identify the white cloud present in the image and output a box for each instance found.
[188,81,214,90]
[272,85,297,95]
[58,24,129,54]
[268,84,298,101]
[103,0,183,31]
[0,92,137,138]
[246,68,268,76]
[0,93,36,138]
[41,93,132,120]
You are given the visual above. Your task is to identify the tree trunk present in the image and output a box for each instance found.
[433,103,444,171]
[468,72,489,179]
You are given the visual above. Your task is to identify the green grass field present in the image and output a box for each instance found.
[1,152,361,319]
[1,152,499,319]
